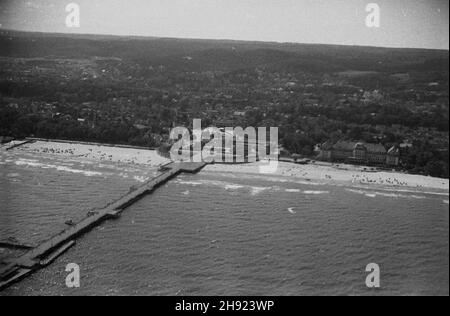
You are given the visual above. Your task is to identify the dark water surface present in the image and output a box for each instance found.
[1,150,448,296]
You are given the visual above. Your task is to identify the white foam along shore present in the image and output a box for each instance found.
[203,161,449,192]
[9,140,170,167]
[4,140,448,192]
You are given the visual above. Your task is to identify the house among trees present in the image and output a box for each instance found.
[317,141,400,166]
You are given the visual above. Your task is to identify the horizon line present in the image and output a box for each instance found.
[1,28,449,52]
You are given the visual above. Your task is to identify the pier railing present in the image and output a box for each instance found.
[0,162,207,291]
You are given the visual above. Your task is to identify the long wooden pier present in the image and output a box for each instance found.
[0,162,207,291]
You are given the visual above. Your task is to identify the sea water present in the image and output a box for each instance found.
[1,149,448,296]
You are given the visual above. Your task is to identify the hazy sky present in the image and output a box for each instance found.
[0,0,448,49]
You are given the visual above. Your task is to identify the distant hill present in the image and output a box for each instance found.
[0,29,448,73]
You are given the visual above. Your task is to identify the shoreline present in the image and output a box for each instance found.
[25,137,159,151]
[3,139,170,167]
[2,139,449,192]
[204,161,449,192]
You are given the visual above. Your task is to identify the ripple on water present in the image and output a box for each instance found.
[1,155,448,296]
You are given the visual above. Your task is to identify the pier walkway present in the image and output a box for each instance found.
[0,162,207,291]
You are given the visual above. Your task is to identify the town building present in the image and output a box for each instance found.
[317,141,400,166]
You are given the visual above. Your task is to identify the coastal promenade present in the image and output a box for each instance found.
[0,161,207,291]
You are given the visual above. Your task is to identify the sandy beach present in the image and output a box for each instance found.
[204,161,450,192]
[7,140,170,167]
[3,140,448,192]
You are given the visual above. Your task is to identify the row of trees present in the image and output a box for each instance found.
[0,107,160,147]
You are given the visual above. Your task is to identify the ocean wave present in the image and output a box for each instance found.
[408,195,427,200]
[377,192,426,199]
[176,177,331,198]
[303,190,329,195]
[60,163,75,167]
[177,177,332,198]
[16,158,39,163]
[15,160,103,177]
[176,180,204,186]
[133,176,149,183]
[250,187,270,196]
[55,166,103,177]
[346,188,427,200]
[421,191,449,197]
[118,173,130,179]
[351,184,449,197]
[224,184,245,190]
[346,189,366,195]
[177,179,256,193]
[205,171,322,186]
[285,189,301,193]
